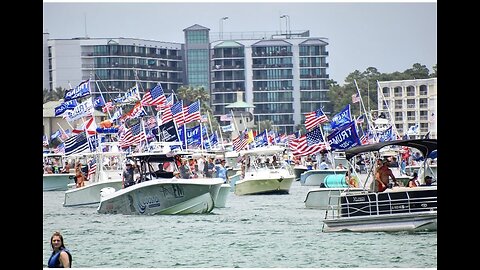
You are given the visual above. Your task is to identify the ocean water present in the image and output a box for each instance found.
[43,181,437,268]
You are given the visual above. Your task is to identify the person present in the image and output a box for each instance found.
[215,160,228,183]
[61,161,70,174]
[179,159,192,179]
[319,159,329,170]
[336,163,345,170]
[345,169,359,188]
[408,172,419,187]
[123,161,135,188]
[74,162,85,188]
[375,158,397,192]
[48,231,72,268]
[172,170,181,179]
[422,175,433,186]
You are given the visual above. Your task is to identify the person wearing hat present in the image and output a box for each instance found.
[172,170,181,179]
[122,161,135,188]
[374,158,397,192]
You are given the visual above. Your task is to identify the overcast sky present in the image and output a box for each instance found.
[43,1,437,84]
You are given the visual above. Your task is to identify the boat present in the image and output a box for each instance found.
[43,153,75,191]
[235,145,295,195]
[63,142,125,207]
[322,139,437,232]
[304,174,364,209]
[299,168,348,186]
[97,151,224,215]
[214,183,231,208]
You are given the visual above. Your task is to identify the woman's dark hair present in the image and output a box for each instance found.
[50,231,65,249]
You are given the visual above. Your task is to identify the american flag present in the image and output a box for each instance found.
[306,126,324,146]
[171,100,185,126]
[54,143,65,154]
[290,135,326,156]
[184,101,201,124]
[356,114,365,124]
[119,122,146,148]
[352,93,361,103]
[233,135,248,152]
[141,84,167,106]
[161,105,173,124]
[87,158,97,180]
[305,108,329,130]
[155,94,174,111]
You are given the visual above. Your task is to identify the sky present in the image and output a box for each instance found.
[43,0,437,85]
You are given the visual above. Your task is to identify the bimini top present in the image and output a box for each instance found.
[345,139,437,161]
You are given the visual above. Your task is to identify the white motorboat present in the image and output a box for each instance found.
[322,139,437,233]
[300,168,348,186]
[97,151,224,215]
[63,142,125,207]
[235,145,295,196]
[304,174,365,209]
[43,153,75,191]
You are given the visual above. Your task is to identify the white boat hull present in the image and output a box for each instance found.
[63,179,123,207]
[97,178,223,215]
[323,212,437,232]
[214,183,230,208]
[304,187,364,209]
[43,173,76,191]
[235,176,294,195]
[300,169,347,186]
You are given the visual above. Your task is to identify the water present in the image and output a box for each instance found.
[43,181,437,268]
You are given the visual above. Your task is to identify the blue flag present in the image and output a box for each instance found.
[327,121,361,150]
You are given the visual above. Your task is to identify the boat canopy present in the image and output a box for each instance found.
[344,139,437,161]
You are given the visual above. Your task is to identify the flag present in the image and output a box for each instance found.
[306,126,324,146]
[43,135,49,147]
[87,158,97,180]
[64,132,89,156]
[146,116,157,129]
[161,105,173,124]
[102,101,114,113]
[290,135,326,156]
[233,135,248,152]
[305,108,329,130]
[352,93,360,103]
[54,143,65,154]
[356,114,365,124]
[171,100,184,125]
[184,101,201,123]
[119,122,146,148]
[141,84,167,106]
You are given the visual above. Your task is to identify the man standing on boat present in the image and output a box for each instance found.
[374,159,397,191]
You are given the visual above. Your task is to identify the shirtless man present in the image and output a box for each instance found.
[374,159,397,192]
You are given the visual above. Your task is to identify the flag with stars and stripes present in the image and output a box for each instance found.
[141,84,167,106]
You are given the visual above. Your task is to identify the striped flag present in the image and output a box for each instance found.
[87,158,97,180]
[141,84,167,106]
[289,135,326,156]
[119,122,146,148]
[171,100,185,126]
[184,101,201,124]
[233,135,248,152]
[65,132,89,156]
[305,108,329,130]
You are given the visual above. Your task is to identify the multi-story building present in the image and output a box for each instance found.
[44,24,330,134]
[377,78,437,139]
[43,33,184,98]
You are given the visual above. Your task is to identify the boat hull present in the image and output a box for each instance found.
[322,186,437,232]
[323,212,437,232]
[214,183,230,208]
[300,169,347,186]
[63,180,123,207]
[43,173,76,191]
[234,176,294,195]
[293,166,308,181]
[97,178,223,215]
[304,187,364,209]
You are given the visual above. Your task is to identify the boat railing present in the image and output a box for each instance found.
[324,189,437,219]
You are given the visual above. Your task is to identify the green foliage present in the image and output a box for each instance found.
[43,87,67,103]
[328,63,437,114]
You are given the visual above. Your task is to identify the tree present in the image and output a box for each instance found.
[43,87,67,103]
